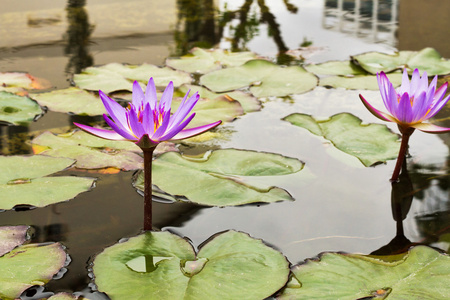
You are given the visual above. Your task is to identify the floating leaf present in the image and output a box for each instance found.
[352,48,450,76]
[166,47,258,74]
[283,113,400,167]
[0,72,51,90]
[0,225,28,256]
[200,59,318,97]
[30,87,107,116]
[0,226,66,300]
[134,149,303,206]
[93,230,289,300]
[0,155,94,210]
[74,63,192,94]
[278,246,450,299]
[319,72,403,90]
[31,130,143,171]
[0,91,43,125]
[305,60,367,76]
[176,84,261,113]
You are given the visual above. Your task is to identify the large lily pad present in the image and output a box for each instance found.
[0,72,51,90]
[93,230,289,300]
[200,59,318,97]
[305,60,367,76]
[0,155,94,210]
[134,149,304,206]
[74,63,192,94]
[319,72,403,90]
[31,131,143,171]
[176,84,261,113]
[352,48,450,76]
[0,91,43,125]
[0,226,67,300]
[283,113,400,167]
[30,87,107,116]
[278,246,450,299]
[166,47,259,74]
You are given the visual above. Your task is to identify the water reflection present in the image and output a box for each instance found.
[323,0,398,46]
[64,0,94,74]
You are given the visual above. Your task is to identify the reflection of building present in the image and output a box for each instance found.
[398,0,450,58]
[323,0,398,46]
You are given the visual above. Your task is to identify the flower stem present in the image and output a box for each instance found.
[390,127,414,182]
[143,147,155,231]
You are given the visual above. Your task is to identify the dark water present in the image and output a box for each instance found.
[0,0,449,297]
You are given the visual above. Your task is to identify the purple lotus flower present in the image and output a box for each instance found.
[359,68,450,133]
[74,78,221,149]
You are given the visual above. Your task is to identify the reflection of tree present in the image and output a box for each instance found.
[174,0,299,64]
[64,0,94,74]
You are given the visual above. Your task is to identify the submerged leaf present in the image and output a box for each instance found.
[0,72,51,90]
[278,246,450,299]
[93,230,289,300]
[0,91,43,125]
[283,113,400,166]
[134,149,304,206]
[0,155,94,210]
[200,59,318,97]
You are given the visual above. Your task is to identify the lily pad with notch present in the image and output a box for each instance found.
[0,225,67,300]
[93,230,290,300]
[277,246,450,299]
[199,59,318,97]
[134,149,304,206]
[0,155,94,210]
[283,113,400,167]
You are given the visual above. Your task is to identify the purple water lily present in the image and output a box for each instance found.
[359,69,450,182]
[74,78,221,149]
[75,78,221,231]
[360,69,450,133]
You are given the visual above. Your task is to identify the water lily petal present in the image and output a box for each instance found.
[416,71,429,96]
[410,91,427,122]
[99,91,128,130]
[426,94,450,120]
[159,81,174,112]
[411,122,450,133]
[377,72,393,112]
[145,78,158,110]
[172,120,222,140]
[398,69,410,95]
[359,94,396,122]
[433,82,448,104]
[160,112,196,141]
[132,81,145,109]
[74,122,127,140]
[103,114,137,140]
[409,69,421,95]
[168,93,199,131]
[127,107,145,138]
[152,109,172,140]
[141,103,155,135]
[397,92,413,123]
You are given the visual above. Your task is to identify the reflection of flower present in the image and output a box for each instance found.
[359,69,450,133]
[75,78,221,149]
[360,69,450,182]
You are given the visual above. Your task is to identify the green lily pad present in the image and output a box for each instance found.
[176,84,261,113]
[30,87,107,116]
[283,113,400,167]
[0,91,43,125]
[0,155,94,210]
[31,131,143,171]
[74,63,192,94]
[93,230,289,300]
[278,246,450,299]
[305,60,367,76]
[0,225,28,256]
[166,47,259,74]
[0,72,51,90]
[319,72,403,90]
[200,59,318,97]
[134,149,303,206]
[0,226,66,300]
[352,48,450,76]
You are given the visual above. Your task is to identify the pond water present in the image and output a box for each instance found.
[1,0,449,298]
